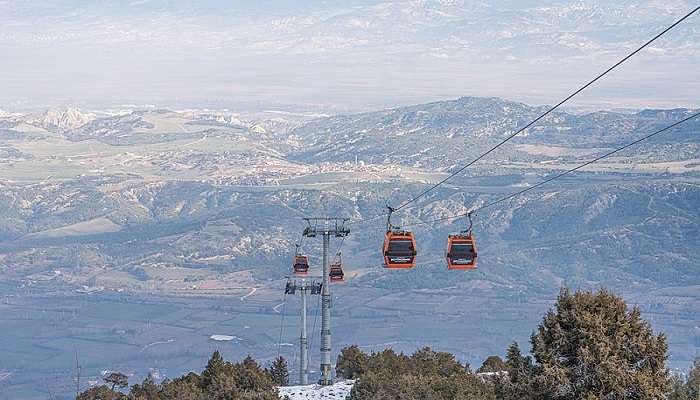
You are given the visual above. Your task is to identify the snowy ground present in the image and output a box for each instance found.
[278,380,355,400]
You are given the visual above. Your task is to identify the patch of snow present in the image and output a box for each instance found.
[209,335,236,341]
[477,371,507,377]
[278,380,354,400]
[251,124,267,134]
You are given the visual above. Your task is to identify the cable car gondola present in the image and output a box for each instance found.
[383,207,417,269]
[329,252,345,282]
[293,244,310,275]
[446,213,477,270]
[293,255,310,275]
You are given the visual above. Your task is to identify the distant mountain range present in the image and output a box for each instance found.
[291,97,699,168]
[0,96,697,290]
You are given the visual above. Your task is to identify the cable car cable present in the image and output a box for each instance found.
[276,285,288,358]
[308,291,321,360]
[295,230,305,251]
[332,235,346,263]
[388,5,700,214]
[410,110,700,226]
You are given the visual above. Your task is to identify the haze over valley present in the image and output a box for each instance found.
[1,1,699,399]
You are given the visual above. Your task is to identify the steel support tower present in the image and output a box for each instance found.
[302,217,349,385]
[285,278,322,385]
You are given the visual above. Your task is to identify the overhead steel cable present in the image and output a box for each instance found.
[276,283,289,358]
[390,5,700,214]
[295,230,305,250]
[331,234,347,263]
[308,289,321,361]
[410,111,700,226]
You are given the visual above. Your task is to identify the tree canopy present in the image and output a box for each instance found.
[77,352,279,400]
[530,288,669,400]
[266,356,289,386]
[339,288,676,400]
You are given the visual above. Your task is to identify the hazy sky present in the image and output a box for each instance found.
[1,0,698,112]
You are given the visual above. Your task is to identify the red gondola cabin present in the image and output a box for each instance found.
[329,262,344,282]
[383,230,417,269]
[446,233,477,270]
[329,252,345,282]
[293,255,310,275]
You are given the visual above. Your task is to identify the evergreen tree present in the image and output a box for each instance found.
[235,355,275,393]
[530,288,669,399]
[159,372,203,400]
[128,374,161,400]
[499,342,535,400]
[77,352,279,400]
[670,358,700,400]
[477,355,507,373]
[668,374,690,400]
[505,342,534,385]
[205,373,240,400]
[242,355,258,370]
[104,372,128,391]
[159,377,203,400]
[201,350,226,390]
[688,358,700,400]
[267,356,289,386]
[336,345,370,379]
[349,368,495,400]
[409,347,465,377]
[346,346,494,400]
[76,386,125,400]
